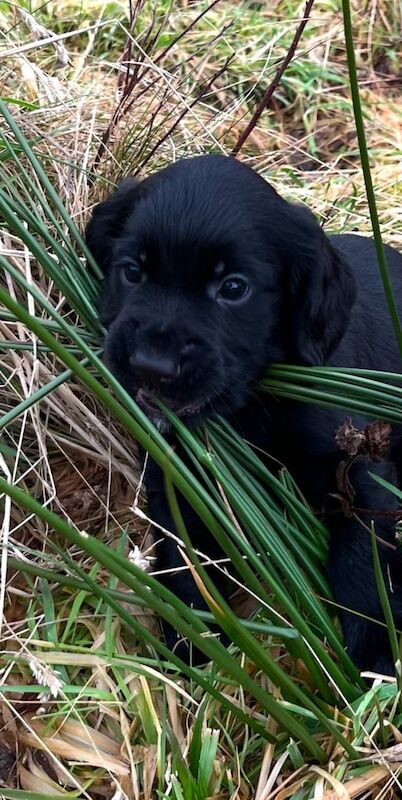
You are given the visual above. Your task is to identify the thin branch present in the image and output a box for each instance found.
[139,55,234,172]
[91,0,224,176]
[231,0,315,157]
[153,0,222,67]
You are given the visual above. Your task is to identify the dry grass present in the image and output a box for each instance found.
[1,0,402,797]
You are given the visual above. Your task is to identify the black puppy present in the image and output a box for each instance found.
[86,154,402,673]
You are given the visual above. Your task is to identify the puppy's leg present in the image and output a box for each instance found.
[144,457,229,664]
[327,459,402,675]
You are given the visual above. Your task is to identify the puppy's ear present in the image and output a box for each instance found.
[282,203,356,365]
[85,178,142,273]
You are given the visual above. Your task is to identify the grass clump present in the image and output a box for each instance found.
[0,0,402,798]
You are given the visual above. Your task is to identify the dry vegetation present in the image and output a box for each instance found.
[0,0,402,797]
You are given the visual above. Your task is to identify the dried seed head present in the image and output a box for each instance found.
[336,419,391,462]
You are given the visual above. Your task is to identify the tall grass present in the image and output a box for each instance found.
[0,86,400,791]
[0,0,402,797]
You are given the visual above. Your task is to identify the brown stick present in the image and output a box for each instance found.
[91,0,224,176]
[231,0,315,157]
[139,55,234,172]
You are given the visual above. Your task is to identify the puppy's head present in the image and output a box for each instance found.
[86,155,356,428]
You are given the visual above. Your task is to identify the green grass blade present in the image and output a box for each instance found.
[341,0,402,355]
[0,99,102,279]
[370,523,402,707]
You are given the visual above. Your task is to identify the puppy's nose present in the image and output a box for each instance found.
[129,350,179,386]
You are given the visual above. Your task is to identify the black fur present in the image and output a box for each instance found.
[86,154,402,672]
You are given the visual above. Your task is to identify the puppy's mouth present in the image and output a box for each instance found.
[136,388,207,421]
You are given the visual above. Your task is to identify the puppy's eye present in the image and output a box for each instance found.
[122,262,142,283]
[218,276,249,301]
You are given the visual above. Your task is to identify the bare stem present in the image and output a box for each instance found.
[231,0,315,157]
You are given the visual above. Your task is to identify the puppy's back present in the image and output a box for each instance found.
[328,234,402,373]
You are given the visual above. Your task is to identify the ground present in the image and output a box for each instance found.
[0,1,402,797]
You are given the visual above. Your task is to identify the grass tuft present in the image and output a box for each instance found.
[0,0,402,797]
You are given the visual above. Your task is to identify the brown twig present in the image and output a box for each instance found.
[91,0,224,176]
[91,0,147,175]
[138,55,234,173]
[122,18,233,121]
[153,0,223,68]
[352,507,402,519]
[231,0,315,157]
[117,0,142,95]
